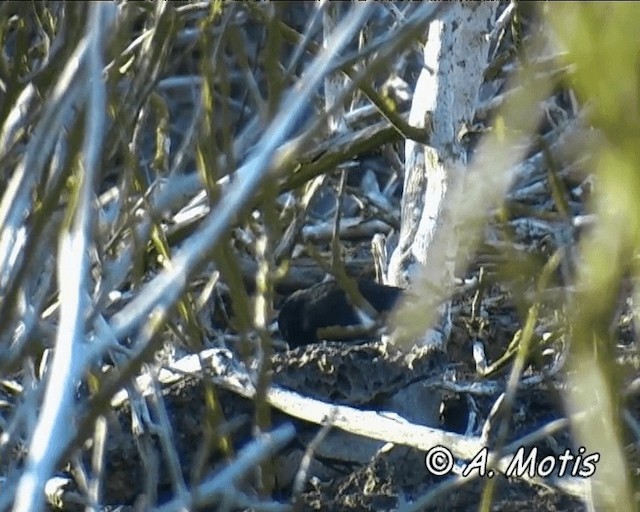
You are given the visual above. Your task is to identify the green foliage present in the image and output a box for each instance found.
[549,4,640,510]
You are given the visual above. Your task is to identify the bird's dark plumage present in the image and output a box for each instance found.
[278,279,403,348]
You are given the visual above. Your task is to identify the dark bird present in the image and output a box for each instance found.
[277,278,404,348]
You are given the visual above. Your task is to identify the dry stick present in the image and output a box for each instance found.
[0,78,85,373]
[166,349,588,500]
[477,249,564,508]
[291,415,335,507]
[302,218,392,242]
[12,5,113,511]
[53,4,376,483]
[88,416,108,509]
[154,424,296,512]
[146,372,191,505]
[273,172,327,263]
[265,384,588,501]
[103,4,375,342]
[253,228,280,495]
[106,348,590,504]
[173,1,448,216]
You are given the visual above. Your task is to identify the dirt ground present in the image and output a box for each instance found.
[79,237,640,511]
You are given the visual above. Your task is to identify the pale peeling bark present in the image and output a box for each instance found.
[388,3,498,348]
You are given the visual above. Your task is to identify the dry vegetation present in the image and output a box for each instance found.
[0,2,639,511]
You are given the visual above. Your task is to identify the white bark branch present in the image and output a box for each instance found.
[388,3,499,349]
[13,5,114,511]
